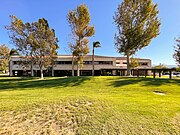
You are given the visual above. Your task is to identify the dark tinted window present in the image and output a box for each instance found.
[140,62,148,66]
[56,61,72,64]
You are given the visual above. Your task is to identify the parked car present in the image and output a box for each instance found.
[162,72,180,77]
[171,72,180,77]
[173,72,178,75]
[162,72,169,76]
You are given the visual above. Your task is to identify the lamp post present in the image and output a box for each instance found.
[92,41,101,76]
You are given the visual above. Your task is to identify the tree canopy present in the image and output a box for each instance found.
[114,0,161,75]
[174,38,180,67]
[153,63,167,69]
[130,57,139,69]
[6,15,36,76]
[6,15,32,57]
[28,18,59,79]
[10,48,19,56]
[0,44,10,71]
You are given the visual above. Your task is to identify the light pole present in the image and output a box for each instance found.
[92,41,101,76]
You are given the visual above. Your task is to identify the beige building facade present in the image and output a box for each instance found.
[9,55,151,76]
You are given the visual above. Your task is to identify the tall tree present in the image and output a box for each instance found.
[0,44,10,72]
[67,4,95,76]
[28,18,59,79]
[114,0,161,76]
[92,41,101,76]
[6,15,35,76]
[173,38,180,67]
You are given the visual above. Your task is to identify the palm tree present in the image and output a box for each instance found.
[92,41,101,76]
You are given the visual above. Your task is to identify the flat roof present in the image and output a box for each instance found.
[10,55,151,61]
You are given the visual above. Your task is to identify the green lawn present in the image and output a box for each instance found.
[0,76,179,134]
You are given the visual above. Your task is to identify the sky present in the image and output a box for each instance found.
[0,0,180,66]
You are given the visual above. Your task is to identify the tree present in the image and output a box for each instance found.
[6,15,35,76]
[153,63,167,77]
[67,4,95,76]
[92,41,101,76]
[173,38,180,67]
[28,18,59,79]
[0,44,10,72]
[129,57,139,76]
[130,57,139,70]
[114,0,161,76]
[153,63,167,69]
[10,48,19,56]
[176,67,180,72]
[6,16,59,79]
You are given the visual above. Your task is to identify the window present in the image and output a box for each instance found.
[83,61,92,65]
[140,62,148,66]
[99,61,113,65]
[13,61,17,64]
[13,61,21,65]
[94,61,99,65]
[123,62,127,64]
[56,61,113,65]
[56,61,72,65]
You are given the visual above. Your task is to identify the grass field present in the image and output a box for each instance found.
[0,76,180,135]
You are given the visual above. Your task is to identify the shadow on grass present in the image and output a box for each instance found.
[0,77,36,82]
[108,77,180,87]
[0,77,90,91]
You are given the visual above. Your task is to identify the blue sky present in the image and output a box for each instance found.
[0,0,180,65]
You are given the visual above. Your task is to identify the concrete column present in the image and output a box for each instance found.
[153,70,156,78]
[112,70,116,76]
[145,70,147,78]
[125,70,127,76]
[9,60,13,76]
[159,70,161,78]
[169,70,172,79]
[137,70,139,77]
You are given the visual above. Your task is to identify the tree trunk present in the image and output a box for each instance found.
[77,61,80,76]
[52,65,54,77]
[40,69,44,79]
[31,63,34,77]
[72,55,74,76]
[92,47,95,76]
[126,51,131,76]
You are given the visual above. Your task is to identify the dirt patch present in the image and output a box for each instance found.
[0,101,93,135]
[0,100,123,134]
[171,113,180,130]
